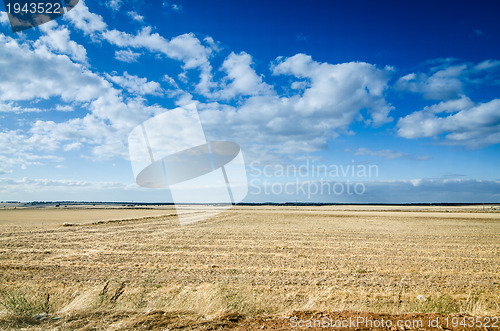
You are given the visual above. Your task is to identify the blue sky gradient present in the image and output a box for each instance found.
[0,0,499,203]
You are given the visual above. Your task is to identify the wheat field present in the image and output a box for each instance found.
[0,205,498,330]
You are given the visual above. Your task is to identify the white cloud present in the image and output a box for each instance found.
[0,11,9,26]
[421,96,475,114]
[103,27,213,69]
[83,95,167,157]
[395,59,500,100]
[106,0,122,11]
[198,54,394,158]
[291,81,309,90]
[0,102,44,113]
[55,105,75,112]
[163,2,182,11]
[127,11,144,22]
[2,5,397,177]
[397,98,500,148]
[475,59,500,71]
[64,6,217,99]
[114,49,141,63]
[0,150,64,174]
[395,65,465,100]
[63,0,107,36]
[352,148,403,159]
[162,74,179,88]
[63,142,83,151]
[105,72,164,96]
[203,36,220,52]
[24,111,126,157]
[0,33,168,164]
[351,147,431,160]
[0,131,66,174]
[214,52,272,99]
[103,27,216,97]
[194,65,215,95]
[0,34,107,102]
[271,54,393,125]
[0,130,30,154]
[35,22,88,63]
[394,59,500,148]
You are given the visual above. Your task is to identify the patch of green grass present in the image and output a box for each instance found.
[413,294,460,314]
[0,287,52,318]
[227,269,240,275]
[217,284,268,315]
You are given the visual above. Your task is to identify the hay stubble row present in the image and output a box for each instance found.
[0,206,498,329]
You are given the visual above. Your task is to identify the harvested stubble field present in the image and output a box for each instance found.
[0,205,498,330]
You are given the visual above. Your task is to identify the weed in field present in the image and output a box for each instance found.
[94,281,127,309]
[413,294,460,314]
[0,287,52,318]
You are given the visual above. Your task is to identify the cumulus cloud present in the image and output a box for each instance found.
[0,33,167,166]
[103,27,216,99]
[475,59,500,71]
[63,0,107,36]
[394,58,500,148]
[106,71,164,95]
[35,22,88,63]
[395,58,500,100]
[421,96,475,114]
[0,149,63,174]
[0,102,44,113]
[0,131,30,154]
[105,72,164,96]
[215,52,272,99]
[0,11,9,26]
[23,96,163,158]
[0,34,107,102]
[127,11,144,22]
[1,1,398,185]
[107,0,122,11]
[2,0,499,203]
[103,27,214,69]
[395,65,465,100]
[55,104,75,112]
[63,142,83,151]
[272,54,394,125]
[397,97,500,148]
[162,74,179,88]
[114,49,141,62]
[197,54,394,159]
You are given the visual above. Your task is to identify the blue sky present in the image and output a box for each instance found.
[0,0,499,203]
